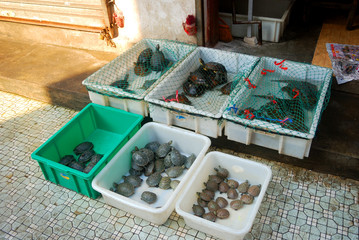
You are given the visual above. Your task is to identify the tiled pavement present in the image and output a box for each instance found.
[0,91,358,240]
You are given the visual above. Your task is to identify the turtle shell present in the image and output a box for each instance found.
[59,155,75,166]
[156,141,172,158]
[141,191,157,204]
[73,141,93,155]
[146,172,162,187]
[183,80,206,97]
[78,149,96,163]
[150,44,166,72]
[116,182,135,197]
[68,161,85,171]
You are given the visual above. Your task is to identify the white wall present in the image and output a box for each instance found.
[113,0,197,52]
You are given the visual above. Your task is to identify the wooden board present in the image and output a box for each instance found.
[312,16,359,68]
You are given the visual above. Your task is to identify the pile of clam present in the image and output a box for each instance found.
[111,140,196,204]
[58,141,103,174]
[192,165,261,222]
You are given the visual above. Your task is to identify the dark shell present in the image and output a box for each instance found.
[163,93,192,105]
[116,182,135,197]
[204,180,219,192]
[140,79,157,90]
[136,48,153,65]
[146,172,162,187]
[202,189,215,199]
[78,149,96,163]
[216,208,230,219]
[131,161,144,171]
[165,166,185,178]
[183,80,206,97]
[197,191,212,202]
[199,58,227,74]
[110,74,130,89]
[73,142,93,155]
[199,58,227,87]
[129,167,143,176]
[207,200,220,212]
[83,154,103,173]
[164,154,173,168]
[216,197,228,208]
[150,44,166,72]
[240,194,254,204]
[203,212,217,222]
[156,141,172,158]
[248,184,261,197]
[154,159,165,173]
[227,179,239,189]
[192,204,205,217]
[170,180,180,190]
[230,200,244,210]
[141,191,157,204]
[59,155,75,166]
[134,63,152,76]
[197,197,208,208]
[169,147,185,166]
[208,175,223,184]
[159,176,171,189]
[132,147,154,167]
[68,161,85,171]
[215,165,229,179]
[187,69,212,87]
[184,154,196,169]
[145,141,161,153]
[218,181,230,193]
[227,188,238,199]
[123,175,143,188]
[237,180,250,193]
[144,161,155,176]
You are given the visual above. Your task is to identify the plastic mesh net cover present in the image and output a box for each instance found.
[223,57,333,139]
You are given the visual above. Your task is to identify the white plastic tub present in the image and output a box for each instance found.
[219,0,294,42]
[92,122,211,225]
[175,151,272,240]
[82,39,196,116]
[145,47,259,138]
[223,57,333,159]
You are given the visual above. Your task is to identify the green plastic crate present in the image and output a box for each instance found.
[31,103,143,199]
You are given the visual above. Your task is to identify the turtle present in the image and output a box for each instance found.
[110,74,130,90]
[199,58,228,87]
[150,44,167,72]
[73,141,93,155]
[183,80,206,97]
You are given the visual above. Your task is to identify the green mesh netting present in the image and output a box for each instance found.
[82,39,196,100]
[145,47,259,119]
[223,57,333,139]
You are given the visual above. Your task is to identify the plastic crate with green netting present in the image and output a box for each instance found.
[223,57,333,159]
[144,47,259,138]
[31,103,143,199]
[82,39,196,116]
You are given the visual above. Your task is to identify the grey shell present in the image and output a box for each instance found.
[156,141,172,158]
[145,141,160,153]
[146,172,162,187]
[159,177,171,190]
[116,182,135,197]
[123,175,143,188]
[165,166,184,178]
[141,191,157,204]
[170,180,180,190]
[169,147,185,166]
[184,154,196,169]
[73,141,94,155]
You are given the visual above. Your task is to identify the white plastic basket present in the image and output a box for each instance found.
[145,47,259,138]
[223,57,333,158]
[175,151,272,240]
[82,39,196,116]
[92,122,211,225]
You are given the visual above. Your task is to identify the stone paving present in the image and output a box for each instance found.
[0,91,358,240]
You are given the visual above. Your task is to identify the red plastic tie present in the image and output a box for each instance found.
[245,78,257,89]
[274,59,288,70]
[261,69,275,75]
[162,90,179,103]
[292,88,300,99]
[244,109,255,120]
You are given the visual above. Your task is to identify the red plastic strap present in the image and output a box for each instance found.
[261,69,275,75]
[244,109,255,120]
[162,90,179,103]
[244,78,256,89]
[274,59,288,70]
[292,88,300,99]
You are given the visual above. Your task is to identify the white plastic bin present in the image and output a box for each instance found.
[92,122,211,225]
[175,151,272,240]
[145,47,259,138]
[82,39,196,116]
[219,0,294,42]
[223,57,333,159]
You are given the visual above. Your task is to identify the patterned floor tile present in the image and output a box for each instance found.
[1,91,358,240]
